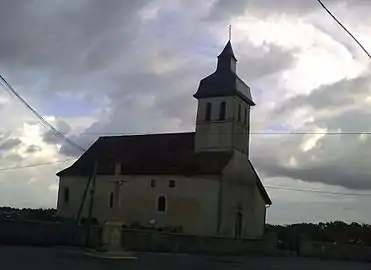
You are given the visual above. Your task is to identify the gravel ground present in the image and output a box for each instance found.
[0,245,370,270]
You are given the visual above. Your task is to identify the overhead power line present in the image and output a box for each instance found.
[317,0,371,60]
[266,185,371,197]
[78,131,371,136]
[0,74,86,153]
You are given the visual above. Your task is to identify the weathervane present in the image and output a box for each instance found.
[229,25,232,41]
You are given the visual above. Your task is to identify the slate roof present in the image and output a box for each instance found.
[218,41,237,61]
[57,132,271,205]
[57,132,232,176]
[194,71,255,105]
[193,41,255,106]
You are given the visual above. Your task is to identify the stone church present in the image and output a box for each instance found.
[57,41,271,238]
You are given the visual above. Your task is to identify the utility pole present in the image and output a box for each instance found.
[85,160,98,247]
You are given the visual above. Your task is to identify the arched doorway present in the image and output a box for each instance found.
[234,211,243,238]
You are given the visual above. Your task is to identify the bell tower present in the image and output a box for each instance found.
[193,41,255,156]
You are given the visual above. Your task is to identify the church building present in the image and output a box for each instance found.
[56,41,272,238]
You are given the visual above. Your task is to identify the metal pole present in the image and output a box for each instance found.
[85,160,98,247]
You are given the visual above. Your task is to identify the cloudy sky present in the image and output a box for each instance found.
[1,0,371,224]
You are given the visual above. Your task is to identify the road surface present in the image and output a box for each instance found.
[0,246,369,269]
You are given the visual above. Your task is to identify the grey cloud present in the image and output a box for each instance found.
[316,109,371,132]
[0,138,21,151]
[206,0,371,22]
[42,119,72,145]
[3,153,23,163]
[237,43,298,81]
[251,72,371,190]
[276,74,371,113]
[59,40,298,157]
[257,159,371,191]
[25,145,42,154]
[0,0,148,96]
[59,134,96,157]
[207,0,319,20]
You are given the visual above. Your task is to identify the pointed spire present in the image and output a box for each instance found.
[218,41,237,61]
[217,41,237,73]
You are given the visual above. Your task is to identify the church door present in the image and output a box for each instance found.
[234,212,243,238]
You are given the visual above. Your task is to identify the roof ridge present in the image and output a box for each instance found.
[99,131,195,139]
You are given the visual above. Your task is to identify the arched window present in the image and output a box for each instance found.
[238,104,242,122]
[157,196,167,212]
[64,187,69,203]
[219,101,226,120]
[244,107,247,125]
[205,102,212,121]
[109,192,114,208]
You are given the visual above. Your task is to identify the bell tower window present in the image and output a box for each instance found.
[205,102,212,121]
[244,107,247,125]
[238,104,242,122]
[219,101,226,120]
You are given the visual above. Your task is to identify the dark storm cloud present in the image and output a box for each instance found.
[0,0,148,95]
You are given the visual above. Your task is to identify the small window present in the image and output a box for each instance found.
[205,102,212,121]
[150,179,156,187]
[244,107,247,125]
[237,104,242,122]
[169,180,175,188]
[109,192,114,208]
[63,187,69,203]
[219,101,226,120]
[157,196,167,212]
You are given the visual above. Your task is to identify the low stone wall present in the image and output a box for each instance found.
[120,229,269,255]
[300,240,371,262]
[0,220,101,248]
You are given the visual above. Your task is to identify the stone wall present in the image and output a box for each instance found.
[0,220,101,248]
[120,229,268,255]
[0,220,276,256]
[300,240,371,262]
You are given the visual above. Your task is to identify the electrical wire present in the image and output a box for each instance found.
[0,74,86,153]
[266,185,371,197]
[317,0,371,60]
[78,131,371,136]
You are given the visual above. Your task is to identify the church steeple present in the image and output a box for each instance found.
[217,41,237,73]
[194,40,255,155]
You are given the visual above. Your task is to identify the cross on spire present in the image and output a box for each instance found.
[229,25,232,41]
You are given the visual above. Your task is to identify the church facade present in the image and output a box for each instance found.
[56,41,271,238]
